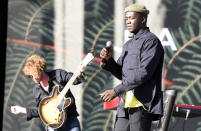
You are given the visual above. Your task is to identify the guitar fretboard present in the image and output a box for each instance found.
[58,70,80,100]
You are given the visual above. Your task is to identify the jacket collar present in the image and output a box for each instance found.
[45,70,56,83]
[133,27,149,40]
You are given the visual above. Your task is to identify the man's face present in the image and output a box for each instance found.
[27,72,42,83]
[125,12,144,34]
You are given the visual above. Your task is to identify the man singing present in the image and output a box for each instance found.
[100,3,164,131]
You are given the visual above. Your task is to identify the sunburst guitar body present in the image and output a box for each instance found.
[38,85,72,129]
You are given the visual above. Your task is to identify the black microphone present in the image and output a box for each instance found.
[101,41,113,67]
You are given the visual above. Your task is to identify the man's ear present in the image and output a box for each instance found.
[141,16,147,24]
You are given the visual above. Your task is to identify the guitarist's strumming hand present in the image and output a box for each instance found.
[11,105,27,114]
[79,66,87,78]
[78,53,93,77]
[81,66,86,72]
[100,89,117,102]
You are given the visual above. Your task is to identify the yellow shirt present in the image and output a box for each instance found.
[124,90,143,108]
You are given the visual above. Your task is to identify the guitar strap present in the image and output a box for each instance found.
[52,80,62,88]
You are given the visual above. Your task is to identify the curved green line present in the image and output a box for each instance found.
[25,0,53,40]
[82,18,114,93]
[167,34,201,69]
[185,0,194,22]
[104,110,113,131]
[175,74,201,103]
[90,19,114,53]
[82,69,102,92]
[3,48,38,116]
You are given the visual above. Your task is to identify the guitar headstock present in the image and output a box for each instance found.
[79,53,94,69]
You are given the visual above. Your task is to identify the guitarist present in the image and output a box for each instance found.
[11,54,86,131]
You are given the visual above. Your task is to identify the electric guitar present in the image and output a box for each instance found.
[38,53,94,129]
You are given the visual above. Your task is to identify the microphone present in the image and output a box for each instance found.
[105,41,112,51]
[101,41,113,67]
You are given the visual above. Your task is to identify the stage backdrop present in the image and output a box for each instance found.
[161,0,201,130]
[3,0,201,131]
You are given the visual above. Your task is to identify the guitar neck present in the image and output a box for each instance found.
[57,53,94,100]
[58,70,80,100]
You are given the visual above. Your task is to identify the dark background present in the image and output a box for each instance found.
[0,0,7,130]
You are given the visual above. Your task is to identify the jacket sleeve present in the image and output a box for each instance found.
[101,58,122,80]
[58,69,83,85]
[26,85,40,120]
[26,108,39,120]
[114,38,164,95]
[101,42,129,80]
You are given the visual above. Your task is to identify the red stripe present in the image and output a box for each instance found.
[175,104,201,110]
[6,38,102,62]
[162,78,175,86]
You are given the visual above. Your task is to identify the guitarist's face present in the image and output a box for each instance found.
[28,71,42,83]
